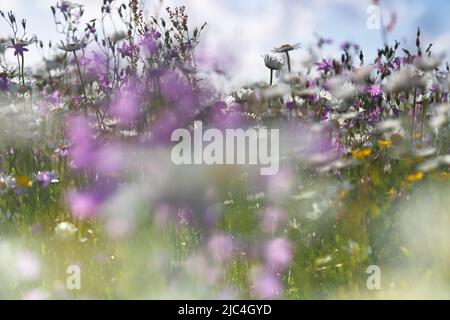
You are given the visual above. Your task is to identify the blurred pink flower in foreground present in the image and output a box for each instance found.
[252,269,283,299]
[15,251,41,281]
[208,234,234,262]
[265,238,293,270]
[368,84,382,99]
[109,83,141,125]
[261,207,287,233]
[67,115,95,169]
[68,190,100,220]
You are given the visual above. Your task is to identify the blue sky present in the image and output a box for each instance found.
[1,0,449,86]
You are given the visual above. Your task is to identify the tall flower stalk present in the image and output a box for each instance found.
[273,43,300,109]
[263,54,284,110]
[0,11,35,89]
[57,38,89,114]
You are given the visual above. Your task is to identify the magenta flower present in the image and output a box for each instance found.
[285,101,295,111]
[79,57,91,66]
[35,171,58,188]
[252,270,283,299]
[54,144,69,157]
[68,190,100,220]
[208,234,235,262]
[47,90,61,105]
[66,115,95,169]
[118,42,138,58]
[160,72,195,111]
[316,59,333,72]
[93,146,124,176]
[367,84,382,99]
[265,238,293,270]
[140,31,160,55]
[110,90,139,125]
[261,207,286,233]
[208,101,246,129]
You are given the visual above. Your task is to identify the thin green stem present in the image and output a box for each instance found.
[285,51,296,109]
[73,51,88,115]
[268,69,273,110]
[420,100,427,143]
[411,87,417,140]
[285,51,291,73]
[21,54,25,86]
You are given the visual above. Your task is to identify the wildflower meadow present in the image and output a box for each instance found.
[0,0,449,300]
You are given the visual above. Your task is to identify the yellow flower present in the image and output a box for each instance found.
[440,172,449,179]
[339,189,349,199]
[390,133,404,146]
[352,148,372,159]
[387,187,397,199]
[406,172,424,182]
[377,139,393,148]
[16,176,33,187]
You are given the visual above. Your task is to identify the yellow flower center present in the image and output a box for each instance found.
[352,147,372,159]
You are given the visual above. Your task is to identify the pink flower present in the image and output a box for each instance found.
[208,234,235,262]
[118,42,138,58]
[140,31,160,55]
[252,269,283,299]
[261,207,286,233]
[35,171,58,188]
[48,90,61,105]
[367,84,382,99]
[68,190,99,220]
[315,59,333,72]
[109,91,139,125]
[79,56,91,66]
[66,116,95,169]
[265,238,293,270]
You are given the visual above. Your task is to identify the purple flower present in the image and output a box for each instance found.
[118,42,138,58]
[0,75,8,90]
[265,238,293,270]
[109,88,140,125]
[365,105,381,124]
[94,145,124,176]
[140,31,160,55]
[57,1,71,13]
[285,101,295,111]
[67,115,95,169]
[13,42,29,57]
[209,101,246,129]
[79,56,91,66]
[208,234,235,262]
[54,144,69,157]
[390,57,404,70]
[47,90,61,104]
[341,41,359,51]
[252,269,283,299]
[316,59,333,72]
[35,171,58,188]
[68,190,100,220]
[317,37,333,48]
[367,84,382,99]
[430,83,440,93]
[261,207,286,233]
